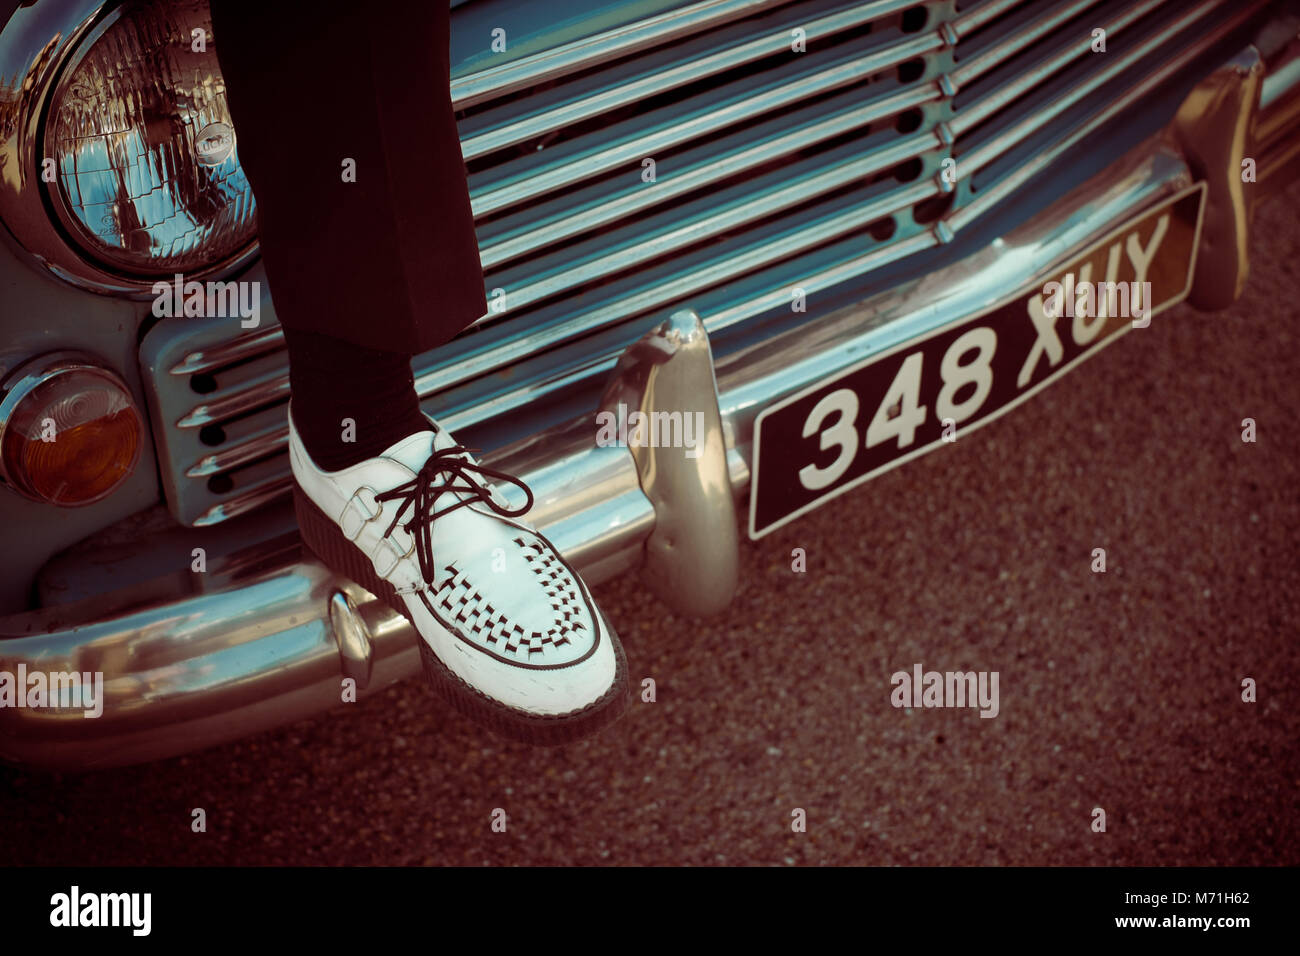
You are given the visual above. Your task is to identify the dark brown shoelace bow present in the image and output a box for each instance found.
[375,445,534,586]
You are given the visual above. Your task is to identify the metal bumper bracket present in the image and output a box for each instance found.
[599,309,739,617]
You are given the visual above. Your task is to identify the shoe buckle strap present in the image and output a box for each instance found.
[338,486,381,541]
[371,533,415,580]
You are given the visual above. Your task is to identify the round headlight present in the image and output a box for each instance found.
[43,0,256,276]
[0,355,143,507]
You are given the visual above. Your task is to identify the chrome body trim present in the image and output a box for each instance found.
[598,309,739,617]
[1172,47,1264,309]
[167,326,284,377]
[951,0,1266,174]
[5,33,1297,769]
[949,3,1267,233]
[950,0,1169,134]
[1,421,654,769]
[449,0,799,110]
[477,87,940,271]
[457,2,918,164]
[328,590,375,691]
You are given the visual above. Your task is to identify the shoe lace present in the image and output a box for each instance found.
[374,444,533,586]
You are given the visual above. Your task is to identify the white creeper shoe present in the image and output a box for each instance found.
[288,406,629,744]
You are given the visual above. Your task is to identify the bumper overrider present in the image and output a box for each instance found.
[2,38,1298,771]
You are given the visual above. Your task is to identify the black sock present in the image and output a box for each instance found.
[282,327,432,471]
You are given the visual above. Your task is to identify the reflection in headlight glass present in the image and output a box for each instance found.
[45,0,257,275]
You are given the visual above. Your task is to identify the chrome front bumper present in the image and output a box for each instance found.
[2,37,1298,771]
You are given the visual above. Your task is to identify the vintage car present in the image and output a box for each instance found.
[1,0,1297,769]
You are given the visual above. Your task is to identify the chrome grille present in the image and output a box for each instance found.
[141,0,1254,527]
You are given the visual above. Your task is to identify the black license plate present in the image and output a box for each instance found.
[749,183,1206,539]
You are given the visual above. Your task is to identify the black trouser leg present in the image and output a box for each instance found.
[211,0,486,353]
[279,328,431,471]
[211,0,485,466]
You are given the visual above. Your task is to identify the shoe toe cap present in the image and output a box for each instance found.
[443,608,623,717]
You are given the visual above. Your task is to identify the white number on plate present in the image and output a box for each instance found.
[796,328,999,491]
[936,327,997,423]
[866,351,926,450]
[798,388,859,491]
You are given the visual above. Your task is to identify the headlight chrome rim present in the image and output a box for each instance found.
[42,0,259,278]
[0,0,260,296]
